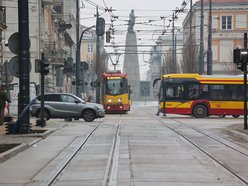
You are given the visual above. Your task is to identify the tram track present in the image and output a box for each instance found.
[40,121,102,186]
[35,117,122,186]
[144,107,248,185]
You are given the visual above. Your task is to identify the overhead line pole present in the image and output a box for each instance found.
[189,0,193,38]
[172,12,176,73]
[18,0,30,133]
[199,0,204,74]
[76,0,80,97]
[207,0,213,75]
[96,7,101,103]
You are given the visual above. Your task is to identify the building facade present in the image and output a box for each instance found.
[183,0,248,75]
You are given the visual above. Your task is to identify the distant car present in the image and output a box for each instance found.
[30,93,105,122]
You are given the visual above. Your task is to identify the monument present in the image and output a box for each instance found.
[123,10,140,100]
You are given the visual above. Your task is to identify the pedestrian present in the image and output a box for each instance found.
[0,85,11,125]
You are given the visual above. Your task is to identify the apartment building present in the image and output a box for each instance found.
[0,0,76,92]
[183,0,248,74]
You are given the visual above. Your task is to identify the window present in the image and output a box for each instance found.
[165,84,185,100]
[61,95,77,103]
[222,16,232,30]
[87,44,93,53]
[39,94,60,101]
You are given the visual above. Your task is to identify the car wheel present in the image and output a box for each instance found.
[193,104,208,118]
[82,109,95,122]
[232,115,240,118]
[37,109,50,120]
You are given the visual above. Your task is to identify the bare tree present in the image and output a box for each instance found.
[181,36,198,73]
[163,52,174,74]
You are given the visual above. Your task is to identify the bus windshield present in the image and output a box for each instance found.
[105,78,128,95]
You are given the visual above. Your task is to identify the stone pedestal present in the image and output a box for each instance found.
[123,32,140,101]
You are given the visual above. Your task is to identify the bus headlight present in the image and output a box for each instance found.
[108,99,112,103]
[117,98,122,102]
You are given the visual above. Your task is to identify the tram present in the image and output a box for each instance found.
[102,71,131,113]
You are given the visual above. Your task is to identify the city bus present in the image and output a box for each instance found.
[153,73,247,118]
[102,71,131,113]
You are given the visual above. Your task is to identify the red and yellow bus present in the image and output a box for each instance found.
[154,73,246,118]
[102,71,131,113]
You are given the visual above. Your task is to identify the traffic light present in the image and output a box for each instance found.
[233,48,248,72]
[233,48,241,64]
[96,17,105,36]
[106,30,111,43]
[41,60,49,75]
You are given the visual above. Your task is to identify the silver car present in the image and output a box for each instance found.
[30,93,105,122]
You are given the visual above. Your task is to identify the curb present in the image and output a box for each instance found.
[224,129,248,142]
[0,128,56,163]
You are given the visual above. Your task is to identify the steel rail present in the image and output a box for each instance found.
[41,122,102,186]
[144,107,248,185]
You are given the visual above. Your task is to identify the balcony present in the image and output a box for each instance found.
[54,18,72,32]
[64,31,74,47]
[64,57,74,74]
[0,6,7,31]
[44,42,65,65]
[42,0,53,5]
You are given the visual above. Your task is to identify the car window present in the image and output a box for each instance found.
[37,94,60,101]
[46,94,60,101]
[61,95,78,103]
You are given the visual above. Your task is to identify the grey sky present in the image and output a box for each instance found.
[80,0,197,79]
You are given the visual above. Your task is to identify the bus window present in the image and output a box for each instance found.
[188,84,199,99]
[166,84,185,100]
[210,85,232,100]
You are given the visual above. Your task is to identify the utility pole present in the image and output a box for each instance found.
[172,12,176,73]
[199,0,204,74]
[76,0,80,97]
[18,0,30,133]
[189,0,193,38]
[207,0,213,75]
[96,7,100,103]
[244,33,247,130]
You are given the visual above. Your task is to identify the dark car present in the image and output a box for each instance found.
[30,93,105,122]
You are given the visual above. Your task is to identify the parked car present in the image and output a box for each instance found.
[30,93,105,122]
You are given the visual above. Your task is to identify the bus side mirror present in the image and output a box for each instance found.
[153,78,160,87]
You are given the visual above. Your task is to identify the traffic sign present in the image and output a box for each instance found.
[8,56,32,78]
[8,32,31,54]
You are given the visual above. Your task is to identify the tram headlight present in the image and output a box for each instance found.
[108,99,112,103]
[117,98,122,103]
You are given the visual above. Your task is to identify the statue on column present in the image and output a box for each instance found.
[128,9,135,32]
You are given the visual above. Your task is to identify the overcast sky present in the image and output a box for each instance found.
[80,0,197,79]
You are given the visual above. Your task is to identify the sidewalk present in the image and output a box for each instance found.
[224,122,248,141]
[0,117,68,162]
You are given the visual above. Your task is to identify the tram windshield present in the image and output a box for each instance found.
[105,78,128,95]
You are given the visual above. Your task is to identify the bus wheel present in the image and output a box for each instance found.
[193,104,208,118]
[232,115,240,118]
[219,115,226,118]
